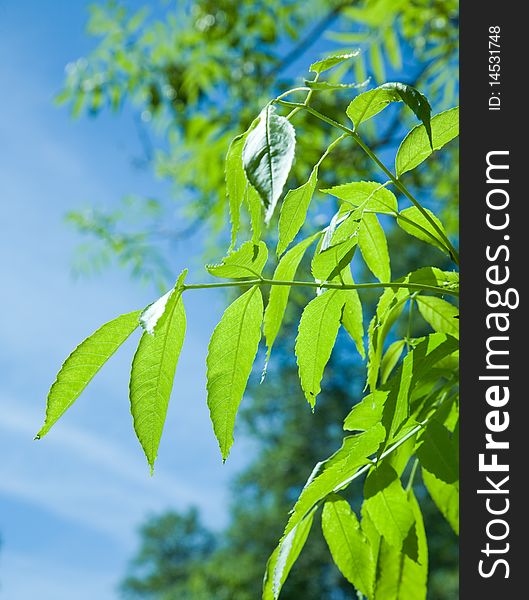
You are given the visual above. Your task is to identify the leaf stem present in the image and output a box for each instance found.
[331,419,427,494]
[286,73,320,120]
[182,278,458,297]
[406,458,419,492]
[274,87,312,103]
[275,100,460,265]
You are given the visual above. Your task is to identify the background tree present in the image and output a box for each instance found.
[53,1,459,599]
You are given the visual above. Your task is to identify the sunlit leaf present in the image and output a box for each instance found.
[206,241,268,279]
[243,105,296,223]
[367,285,409,392]
[130,296,186,471]
[397,206,449,254]
[340,267,365,358]
[322,494,374,597]
[310,51,360,74]
[422,468,459,534]
[139,270,187,335]
[206,286,263,460]
[416,296,459,337]
[359,213,391,282]
[36,310,141,439]
[321,181,397,214]
[344,391,387,432]
[370,490,428,599]
[396,107,459,177]
[263,509,316,599]
[417,421,458,484]
[381,334,459,445]
[277,169,318,257]
[272,425,385,558]
[363,463,415,549]
[311,237,358,283]
[264,234,319,359]
[245,184,263,243]
[380,339,406,384]
[347,83,431,145]
[296,290,345,407]
[277,138,344,257]
[225,133,248,248]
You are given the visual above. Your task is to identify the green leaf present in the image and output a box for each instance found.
[341,267,365,358]
[277,137,344,257]
[363,463,415,550]
[263,509,316,600]
[407,267,459,293]
[245,184,263,243]
[359,213,391,282]
[367,286,409,392]
[140,270,187,335]
[277,168,318,257]
[206,286,263,460]
[381,334,459,445]
[139,291,173,335]
[344,391,387,432]
[422,468,459,534]
[322,494,374,597]
[243,105,296,223]
[130,295,186,471]
[322,208,363,247]
[416,296,459,337]
[225,117,261,249]
[380,340,406,385]
[266,428,385,597]
[360,508,381,593]
[295,290,345,407]
[386,434,416,478]
[397,206,449,254]
[321,181,397,214]
[264,234,319,359]
[36,310,141,439]
[277,425,385,544]
[396,107,459,177]
[310,51,360,74]
[225,133,247,248]
[372,491,428,599]
[206,240,268,279]
[347,83,431,144]
[311,237,358,283]
[417,421,458,484]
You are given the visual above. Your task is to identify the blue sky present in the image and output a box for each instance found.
[0,2,251,597]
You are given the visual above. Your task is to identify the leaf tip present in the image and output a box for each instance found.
[34,423,48,440]
[261,350,272,384]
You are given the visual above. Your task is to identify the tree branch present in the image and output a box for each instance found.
[182,278,458,297]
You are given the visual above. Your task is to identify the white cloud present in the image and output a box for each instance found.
[0,400,228,547]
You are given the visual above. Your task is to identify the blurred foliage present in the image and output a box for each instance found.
[59,1,459,598]
[60,0,458,284]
